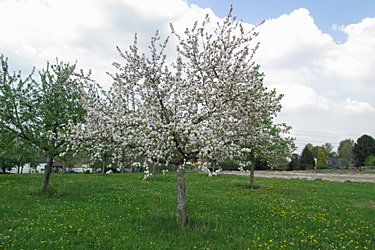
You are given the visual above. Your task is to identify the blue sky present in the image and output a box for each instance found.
[188,0,375,43]
[0,0,374,152]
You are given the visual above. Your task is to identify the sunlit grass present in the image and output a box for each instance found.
[0,173,374,249]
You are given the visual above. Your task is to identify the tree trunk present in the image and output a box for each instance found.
[21,165,24,174]
[250,156,255,189]
[41,155,54,193]
[63,159,67,173]
[102,154,107,174]
[211,159,216,173]
[176,165,186,226]
[152,163,156,179]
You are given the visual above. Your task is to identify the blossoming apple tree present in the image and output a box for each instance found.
[0,56,87,192]
[78,9,294,226]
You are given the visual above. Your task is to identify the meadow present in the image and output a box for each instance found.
[0,172,374,249]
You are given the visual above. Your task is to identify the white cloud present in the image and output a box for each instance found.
[271,83,375,115]
[337,98,375,114]
[0,0,214,88]
[0,0,374,151]
[256,8,334,69]
[317,17,375,90]
[252,8,375,117]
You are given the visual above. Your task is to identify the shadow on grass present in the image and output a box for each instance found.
[234,183,261,190]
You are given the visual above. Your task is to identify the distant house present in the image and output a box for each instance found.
[36,155,64,173]
[10,154,63,174]
[326,157,344,168]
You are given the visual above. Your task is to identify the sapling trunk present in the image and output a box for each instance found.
[176,165,186,226]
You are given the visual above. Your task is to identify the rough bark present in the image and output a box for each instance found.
[176,165,186,226]
[41,155,54,193]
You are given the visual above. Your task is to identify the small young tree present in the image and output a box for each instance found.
[316,148,327,169]
[0,55,87,192]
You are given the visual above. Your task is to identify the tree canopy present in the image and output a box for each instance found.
[68,10,294,225]
[0,55,87,191]
[316,148,327,169]
[353,134,375,167]
[300,145,315,170]
[338,139,354,167]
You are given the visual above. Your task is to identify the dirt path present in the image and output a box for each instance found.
[222,170,375,183]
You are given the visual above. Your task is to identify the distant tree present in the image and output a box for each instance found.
[364,155,375,167]
[254,156,268,170]
[0,55,87,191]
[0,129,13,173]
[306,143,313,152]
[9,138,39,174]
[272,157,289,170]
[56,150,81,173]
[287,154,300,170]
[337,139,354,167]
[316,148,327,169]
[300,145,315,170]
[352,135,375,167]
[311,145,325,159]
[324,143,335,157]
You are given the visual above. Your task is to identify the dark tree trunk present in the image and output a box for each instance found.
[20,165,24,174]
[176,165,186,226]
[41,155,54,193]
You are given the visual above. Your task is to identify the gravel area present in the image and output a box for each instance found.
[222,170,375,183]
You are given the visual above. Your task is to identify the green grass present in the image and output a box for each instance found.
[0,172,374,249]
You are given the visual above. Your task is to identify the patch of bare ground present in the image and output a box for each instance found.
[355,200,375,209]
[222,170,375,183]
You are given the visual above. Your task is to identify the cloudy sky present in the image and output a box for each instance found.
[1,0,374,152]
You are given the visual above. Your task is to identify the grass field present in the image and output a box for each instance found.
[1,172,374,249]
